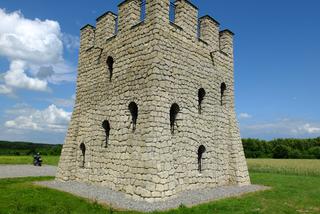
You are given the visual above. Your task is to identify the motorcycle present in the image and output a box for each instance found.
[33,153,42,166]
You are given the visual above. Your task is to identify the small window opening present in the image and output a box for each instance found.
[129,102,138,132]
[107,56,114,81]
[140,0,146,21]
[198,88,206,114]
[80,143,86,168]
[170,103,180,134]
[220,82,227,106]
[102,120,110,147]
[198,145,206,173]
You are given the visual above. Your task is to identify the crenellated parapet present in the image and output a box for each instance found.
[219,29,234,57]
[79,0,234,56]
[199,15,220,51]
[80,24,95,52]
[118,0,141,32]
[95,11,117,46]
[174,0,198,38]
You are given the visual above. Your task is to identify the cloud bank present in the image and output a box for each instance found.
[5,104,71,133]
[240,118,320,139]
[0,8,76,95]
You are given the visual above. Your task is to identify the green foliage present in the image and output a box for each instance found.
[272,145,290,159]
[309,147,320,159]
[242,137,320,159]
[0,140,62,156]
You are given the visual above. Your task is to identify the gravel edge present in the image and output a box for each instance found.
[36,180,270,212]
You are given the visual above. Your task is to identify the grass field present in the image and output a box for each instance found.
[0,156,60,166]
[247,158,320,176]
[0,173,320,214]
[0,158,320,213]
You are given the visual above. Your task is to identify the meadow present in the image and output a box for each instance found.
[0,157,320,213]
[0,155,60,166]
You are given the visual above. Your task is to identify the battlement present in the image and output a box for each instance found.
[80,0,233,56]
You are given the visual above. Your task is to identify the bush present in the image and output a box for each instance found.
[309,147,320,159]
[273,145,290,159]
[288,149,302,159]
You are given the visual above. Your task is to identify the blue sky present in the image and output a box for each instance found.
[0,0,319,144]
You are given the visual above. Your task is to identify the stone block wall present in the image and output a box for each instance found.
[56,0,250,202]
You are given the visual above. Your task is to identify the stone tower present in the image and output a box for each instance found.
[56,0,250,202]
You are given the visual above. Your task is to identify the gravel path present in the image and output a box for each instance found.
[37,180,269,212]
[0,165,57,179]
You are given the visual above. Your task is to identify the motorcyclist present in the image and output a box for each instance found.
[33,152,42,166]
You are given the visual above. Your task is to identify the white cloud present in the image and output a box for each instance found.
[4,60,47,91]
[0,84,12,94]
[240,118,320,139]
[297,123,320,134]
[238,113,252,119]
[62,33,80,51]
[50,94,75,108]
[5,104,71,132]
[0,8,76,94]
[36,66,55,79]
[0,9,63,63]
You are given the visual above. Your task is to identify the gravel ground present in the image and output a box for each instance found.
[37,180,269,212]
[0,165,57,179]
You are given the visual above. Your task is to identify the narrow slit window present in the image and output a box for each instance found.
[198,145,206,173]
[220,82,226,106]
[102,120,110,147]
[198,88,206,114]
[80,143,86,168]
[107,56,114,81]
[129,102,138,131]
[170,103,180,134]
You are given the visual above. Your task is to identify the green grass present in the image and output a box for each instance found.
[0,156,60,166]
[247,158,320,176]
[1,158,320,213]
[0,173,320,213]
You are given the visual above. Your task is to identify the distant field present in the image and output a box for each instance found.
[0,156,60,166]
[247,159,320,176]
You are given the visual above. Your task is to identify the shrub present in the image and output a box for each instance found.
[273,145,290,159]
[309,147,320,159]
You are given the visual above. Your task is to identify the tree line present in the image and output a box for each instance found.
[1,138,320,159]
[242,138,320,159]
[0,141,62,156]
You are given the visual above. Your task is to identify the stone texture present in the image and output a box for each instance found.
[37,180,268,212]
[56,0,250,202]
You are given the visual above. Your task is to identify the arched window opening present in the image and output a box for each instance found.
[198,145,206,173]
[198,88,206,114]
[107,56,114,81]
[80,143,86,168]
[220,82,227,106]
[102,120,110,147]
[170,103,180,134]
[128,102,138,132]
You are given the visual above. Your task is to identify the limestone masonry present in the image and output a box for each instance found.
[56,0,250,202]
